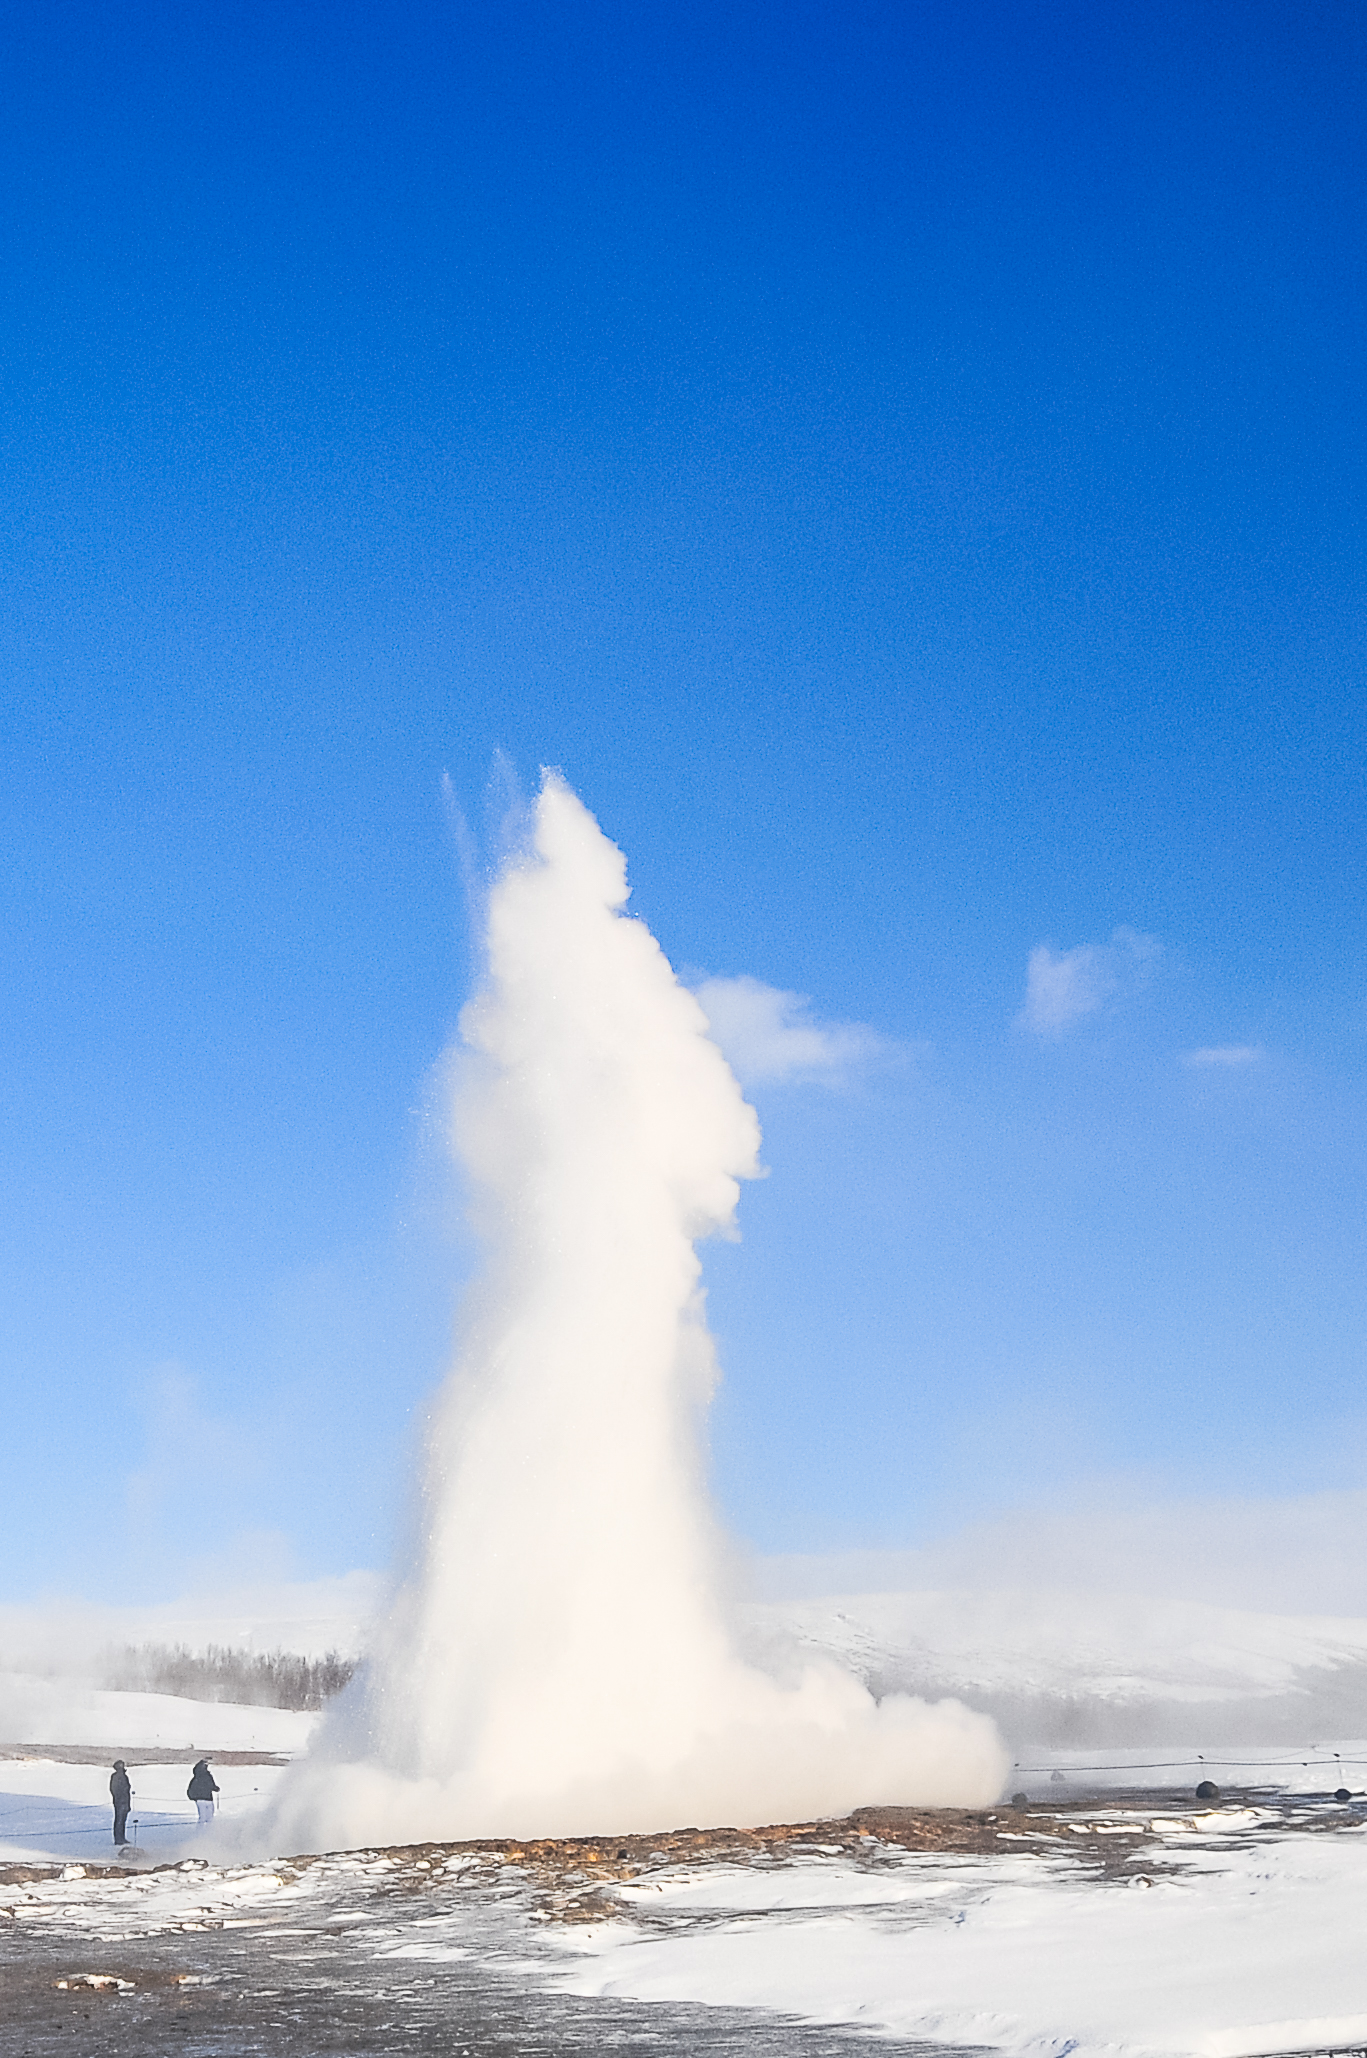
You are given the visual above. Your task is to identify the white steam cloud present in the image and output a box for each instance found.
[265,776,1003,1848]
[1016,926,1160,1034]
[693,974,889,1084]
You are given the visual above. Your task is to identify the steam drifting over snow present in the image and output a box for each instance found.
[269,776,1004,1847]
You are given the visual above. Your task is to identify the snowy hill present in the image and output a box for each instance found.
[0,1671,316,1756]
[740,1587,1367,1748]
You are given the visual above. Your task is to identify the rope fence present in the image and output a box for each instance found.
[1012,1751,1367,1776]
[3,1752,1364,1849]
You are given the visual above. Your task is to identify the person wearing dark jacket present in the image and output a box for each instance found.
[187,1758,219,1826]
[110,1760,132,1847]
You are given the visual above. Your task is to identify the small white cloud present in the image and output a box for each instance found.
[1181,1045,1264,1067]
[1016,927,1160,1035]
[693,975,890,1085]
[1017,943,1111,1032]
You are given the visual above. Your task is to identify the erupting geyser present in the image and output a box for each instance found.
[270,775,1006,1847]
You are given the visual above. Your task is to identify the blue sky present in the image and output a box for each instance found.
[2,0,1364,1602]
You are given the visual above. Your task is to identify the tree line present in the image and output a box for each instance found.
[103,1642,357,1710]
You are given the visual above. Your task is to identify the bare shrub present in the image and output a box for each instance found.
[102,1643,356,1710]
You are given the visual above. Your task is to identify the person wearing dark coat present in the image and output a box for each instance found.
[110,1760,132,1847]
[187,1757,219,1826]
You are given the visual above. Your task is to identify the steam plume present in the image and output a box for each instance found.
[269,776,1004,1845]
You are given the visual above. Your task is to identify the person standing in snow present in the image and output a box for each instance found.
[187,1757,219,1826]
[110,1759,132,1847]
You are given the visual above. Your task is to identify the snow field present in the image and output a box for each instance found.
[0,1752,298,1865]
[0,1670,317,1755]
[0,1676,312,1866]
[3,1795,1366,2055]
[4,1587,1366,2050]
[549,1817,1367,2056]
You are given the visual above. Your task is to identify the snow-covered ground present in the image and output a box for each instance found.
[552,1811,1367,2055]
[0,1748,300,1866]
[0,1687,310,1866]
[750,1587,1367,1705]
[0,1673,316,1756]
[741,1585,1367,1753]
[6,1570,1366,2052]
[4,1800,1365,2055]
[0,1577,343,1865]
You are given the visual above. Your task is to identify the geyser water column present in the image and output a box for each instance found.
[271,775,1006,1849]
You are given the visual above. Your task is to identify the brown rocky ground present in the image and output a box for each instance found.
[4,1785,1350,1905]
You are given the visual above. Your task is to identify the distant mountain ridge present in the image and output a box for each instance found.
[739,1588,1367,1748]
